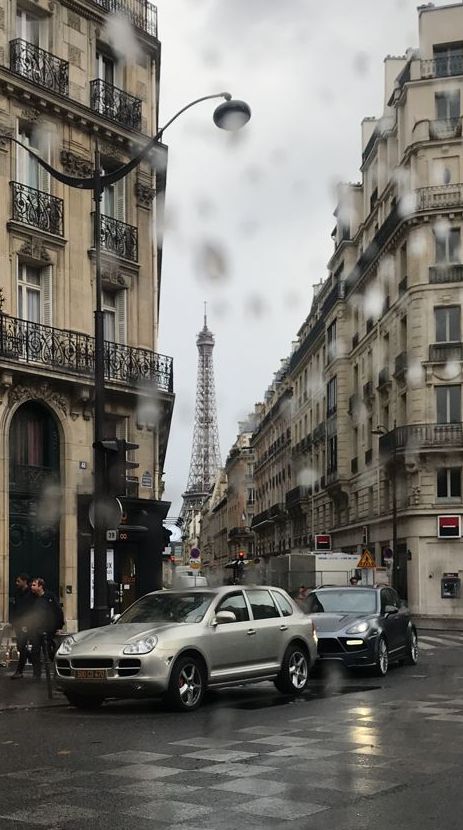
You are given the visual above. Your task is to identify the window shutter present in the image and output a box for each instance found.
[115,289,127,344]
[16,122,28,184]
[40,265,53,327]
[114,177,126,223]
[38,134,51,194]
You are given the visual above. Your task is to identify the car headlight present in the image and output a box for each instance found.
[57,636,76,655]
[345,620,370,635]
[123,636,158,655]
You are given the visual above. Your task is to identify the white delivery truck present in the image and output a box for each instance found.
[266,552,361,594]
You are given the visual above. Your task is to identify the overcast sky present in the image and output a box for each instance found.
[154,0,435,519]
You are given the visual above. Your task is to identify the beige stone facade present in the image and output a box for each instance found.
[0,0,173,629]
[200,2,463,618]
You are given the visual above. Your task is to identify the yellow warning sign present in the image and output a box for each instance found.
[357,549,376,569]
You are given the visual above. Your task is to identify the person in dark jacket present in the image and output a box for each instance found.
[10,574,35,680]
[29,578,64,681]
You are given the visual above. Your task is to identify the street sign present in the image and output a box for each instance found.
[357,549,375,569]
[315,534,331,551]
[190,547,201,559]
[437,515,461,538]
[106,529,117,542]
[89,496,123,531]
[190,561,201,570]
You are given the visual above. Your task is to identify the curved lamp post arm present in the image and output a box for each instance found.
[8,92,233,190]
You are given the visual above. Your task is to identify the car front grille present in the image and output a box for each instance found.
[70,658,114,669]
[55,658,71,677]
[317,637,344,655]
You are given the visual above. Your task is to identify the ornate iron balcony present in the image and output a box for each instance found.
[421,55,463,79]
[90,79,142,130]
[429,264,463,284]
[10,38,69,96]
[379,422,463,455]
[95,213,138,262]
[93,0,158,38]
[429,119,461,140]
[0,314,173,392]
[11,181,64,236]
[429,342,463,363]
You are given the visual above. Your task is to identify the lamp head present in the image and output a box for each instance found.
[213,98,251,131]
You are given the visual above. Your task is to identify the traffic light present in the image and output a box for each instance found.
[93,439,139,496]
[238,551,246,561]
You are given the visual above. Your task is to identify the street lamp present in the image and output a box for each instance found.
[372,420,399,592]
[8,92,251,627]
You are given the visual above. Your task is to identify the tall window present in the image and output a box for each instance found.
[96,51,115,85]
[17,262,52,326]
[435,306,461,342]
[16,8,41,46]
[327,319,337,362]
[433,43,463,77]
[328,435,337,474]
[437,468,462,499]
[435,228,461,264]
[103,290,126,344]
[436,385,461,423]
[435,91,460,120]
[102,169,125,222]
[327,377,337,417]
[16,125,50,192]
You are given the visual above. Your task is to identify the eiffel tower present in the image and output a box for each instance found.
[179,305,222,533]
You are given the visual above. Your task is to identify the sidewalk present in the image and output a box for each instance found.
[0,665,66,711]
[415,615,463,632]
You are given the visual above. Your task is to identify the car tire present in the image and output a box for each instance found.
[404,627,419,665]
[65,693,104,710]
[374,635,389,677]
[166,654,206,712]
[274,644,310,695]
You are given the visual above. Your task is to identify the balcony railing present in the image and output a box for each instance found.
[421,55,463,79]
[11,182,64,236]
[95,214,138,262]
[10,38,69,96]
[93,0,158,38]
[429,119,461,140]
[429,264,463,284]
[379,422,463,454]
[429,342,463,363]
[90,79,142,130]
[0,314,173,391]
[417,184,463,211]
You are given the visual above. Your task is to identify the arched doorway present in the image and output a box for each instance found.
[9,402,60,615]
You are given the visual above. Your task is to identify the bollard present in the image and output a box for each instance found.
[41,632,53,700]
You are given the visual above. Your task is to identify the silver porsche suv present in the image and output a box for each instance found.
[56,586,318,711]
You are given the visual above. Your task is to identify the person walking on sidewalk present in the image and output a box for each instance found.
[29,578,64,681]
[10,574,34,680]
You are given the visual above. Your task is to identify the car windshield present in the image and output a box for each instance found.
[305,589,377,615]
[116,593,214,624]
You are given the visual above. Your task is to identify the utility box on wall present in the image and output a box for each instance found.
[441,573,461,599]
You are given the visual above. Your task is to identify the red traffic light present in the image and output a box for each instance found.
[238,551,246,560]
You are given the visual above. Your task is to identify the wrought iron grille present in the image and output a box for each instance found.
[93,0,158,38]
[90,79,142,130]
[11,181,64,236]
[95,213,138,262]
[0,314,173,392]
[421,55,463,79]
[10,38,69,95]
[379,423,463,454]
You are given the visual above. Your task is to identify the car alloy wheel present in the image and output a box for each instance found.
[274,645,309,695]
[167,655,205,711]
[407,629,419,665]
[375,636,389,676]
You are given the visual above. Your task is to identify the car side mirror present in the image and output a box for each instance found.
[111,614,121,624]
[213,610,236,625]
[384,605,398,616]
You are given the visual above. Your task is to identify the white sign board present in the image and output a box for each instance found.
[90,548,114,609]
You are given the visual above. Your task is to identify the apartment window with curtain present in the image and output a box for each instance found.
[96,50,116,86]
[103,289,126,344]
[327,319,337,362]
[328,435,337,474]
[435,306,461,342]
[17,261,52,326]
[437,467,462,499]
[16,124,50,193]
[16,7,46,48]
[102,170,126,223]
[433,42,463,76]
[436,385,461,423]
[435,90,460,120]
[435,227,461,264]
[327,376,337,417]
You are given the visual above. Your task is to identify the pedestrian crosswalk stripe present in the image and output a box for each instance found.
[417,641,434,651]
[420,634,463,647]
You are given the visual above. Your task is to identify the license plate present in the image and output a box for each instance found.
[73,669,107,680]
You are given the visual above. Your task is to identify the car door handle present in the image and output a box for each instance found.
[247,629,256,636]
[280,625,288,631]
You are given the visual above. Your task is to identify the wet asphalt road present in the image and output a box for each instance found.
[0,630,463,829]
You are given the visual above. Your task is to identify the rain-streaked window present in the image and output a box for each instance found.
[436,384,461,423]
[435,227,460,263]
[435,306,461,342]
